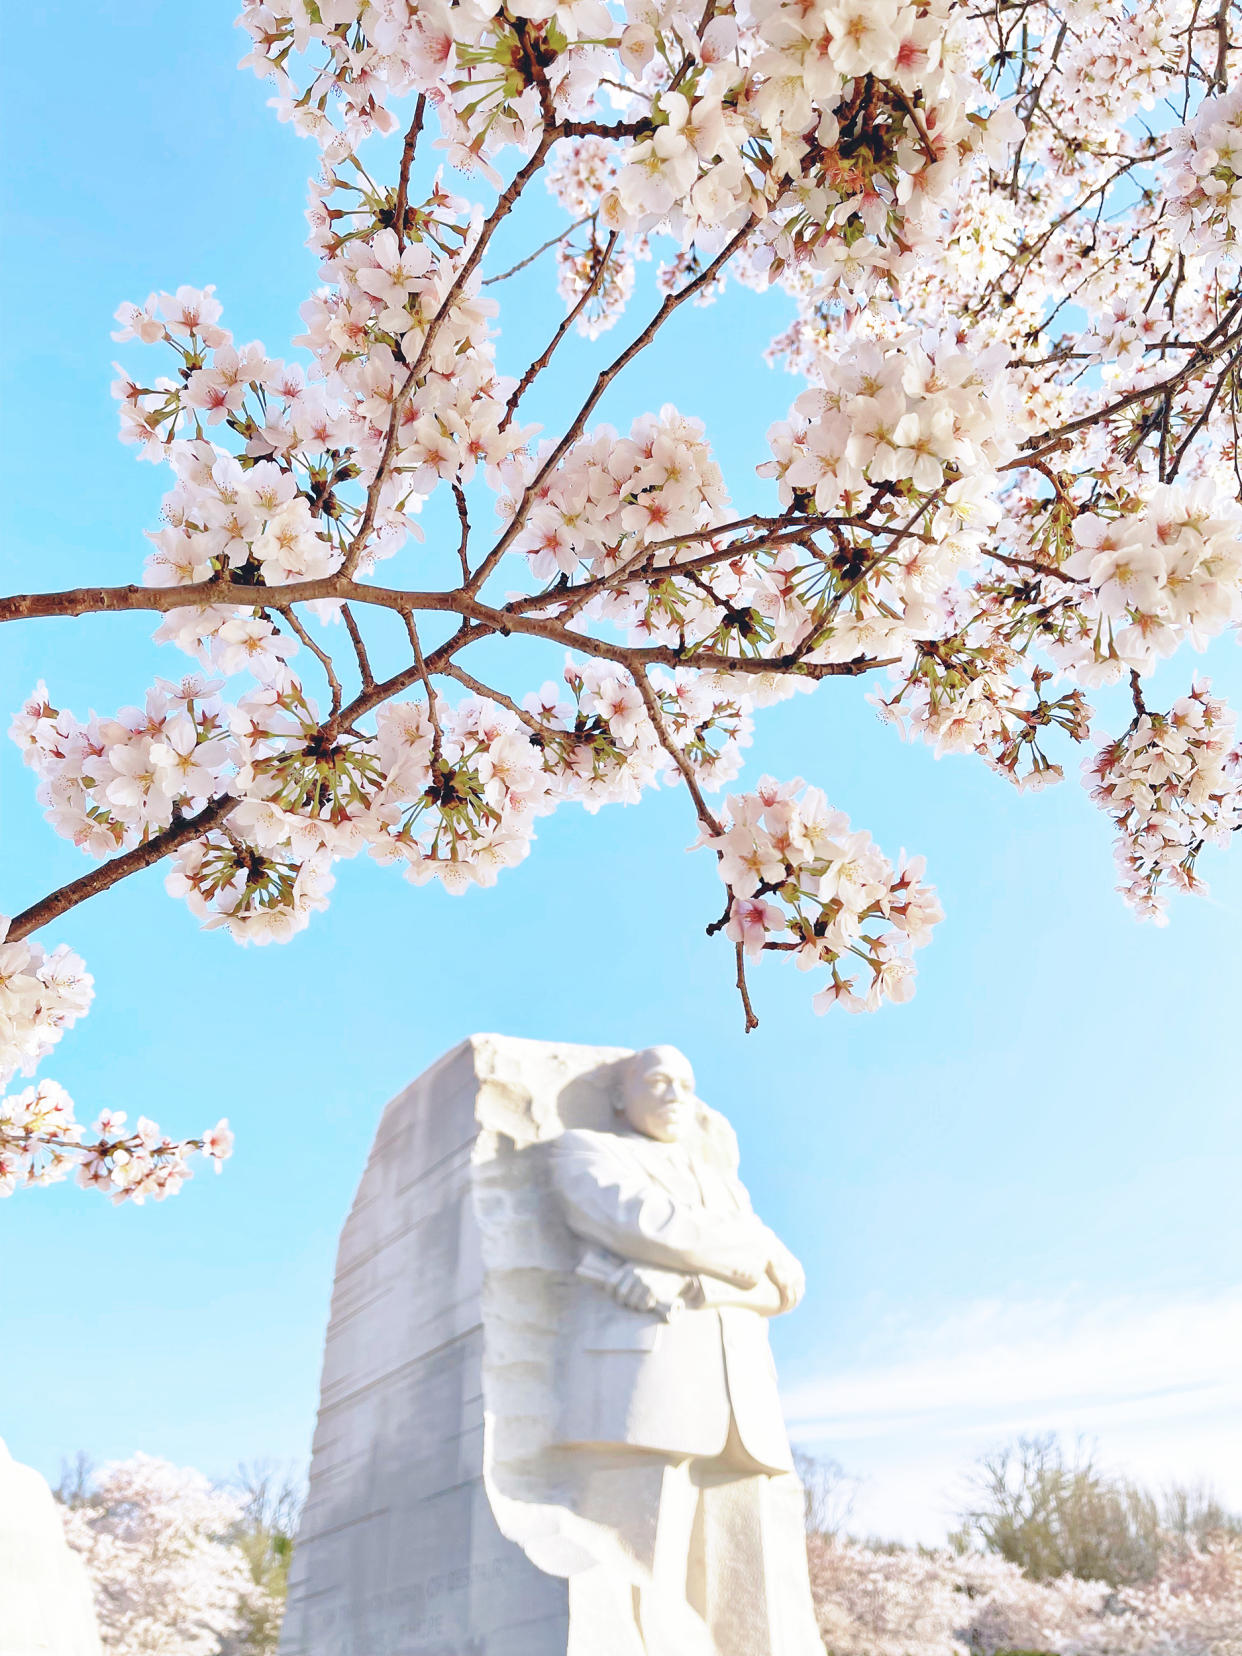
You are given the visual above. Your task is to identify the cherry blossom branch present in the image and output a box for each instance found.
[13,0,1242,1090]
[0,577,450,624]
[468,218,756,596]
[9,621,484,941]
[341,131,556,577]
[1018,304,1242,454]
[483,212,594,285]
[7,798,236,943]
[500,231,619,431]
[0,569,889,679]
[632,670,722,836]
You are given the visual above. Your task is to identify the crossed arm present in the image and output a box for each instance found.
[551,1131,805,1312]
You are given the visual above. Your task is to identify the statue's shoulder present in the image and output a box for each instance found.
[554,1126,625,1159]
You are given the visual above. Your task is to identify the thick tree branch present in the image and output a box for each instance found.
[7,799,235,943]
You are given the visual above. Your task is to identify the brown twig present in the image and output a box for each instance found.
[278,607,343,716]
[440,662,559,739]
[1213,0,1231,89]
[500,231,619,432]
[469,218,756,596]
[341,603,374,688]
[632,670,722,836]
[403,612,444,761]
[1130,668,1149,720]
[482,213,593,285]
[735,942,759,1034]
[452,482,472,581]
[392,95,427,249]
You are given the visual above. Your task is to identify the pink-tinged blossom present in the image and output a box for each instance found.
[706,780,941,1014]
[0,1078,230,1204]
[1085,682,1242,922]
[726,896,786,958]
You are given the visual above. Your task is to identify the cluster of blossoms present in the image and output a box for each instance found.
[1084,682,1242,921]
[1165,83,1242,270]
[878,645,1093,790]
[502,404,727,582]
[61,1456,274,1656]
[807,1533,1242,1655]
[239,0,1020,288]
[9,0,1242,1196]
[0,1083,233,1203]
[760,332,1020,663]
[1053,484,1242,682]
[112,192,523,615]
[163,658,751,925]
[711,776,942,1013]
[0,919,92,1086]
[12,680,234,855]
[0,912,229,1201]
[14,654,751,944]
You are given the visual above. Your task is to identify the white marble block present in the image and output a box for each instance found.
[0,1440,102,1656]
[280,1034,823,1656]
[279,1036,610,1656]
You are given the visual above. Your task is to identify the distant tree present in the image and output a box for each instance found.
[220,1463,304,1656]
[57,1454,276,1656]
[794,1449,861,1540]
[806,1528,1242,1655]
[55,1450,97,1508]
[951,1434,1242,1588]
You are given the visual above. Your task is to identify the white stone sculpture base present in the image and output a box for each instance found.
[0,1439,102,1656]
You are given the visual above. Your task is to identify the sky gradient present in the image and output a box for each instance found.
[2,0,1240,1542]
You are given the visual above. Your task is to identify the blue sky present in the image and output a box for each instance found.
[2,0,1240,1541]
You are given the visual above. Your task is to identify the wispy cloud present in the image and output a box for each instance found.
[782,1290,1242,1542]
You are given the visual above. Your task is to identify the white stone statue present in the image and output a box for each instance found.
[281,1035,824,1656]
[0,1439,102,1656]
[481,1043,823,1656]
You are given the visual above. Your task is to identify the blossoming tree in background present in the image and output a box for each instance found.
[805,1533,1242,1656]
[58,1456,277,1656]
[4,0,1242,1196]
[52,1443,1242,1655]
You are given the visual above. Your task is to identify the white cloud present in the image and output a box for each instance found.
[782,1289,1242,1545]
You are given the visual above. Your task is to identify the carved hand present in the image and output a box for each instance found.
[607,1261,697,1317]
[763,1240,806,1312]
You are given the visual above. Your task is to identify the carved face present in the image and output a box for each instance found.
[622,1047,697,1143]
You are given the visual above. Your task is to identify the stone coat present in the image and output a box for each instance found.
[550,1126,795,1473]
